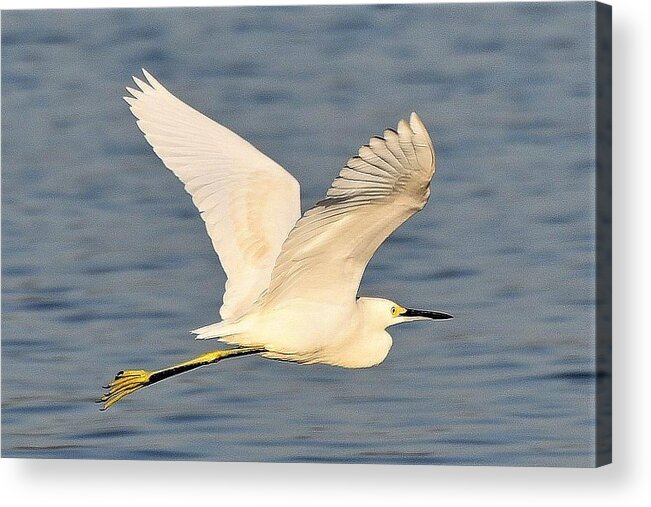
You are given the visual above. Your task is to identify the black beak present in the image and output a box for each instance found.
[403,308,453,320]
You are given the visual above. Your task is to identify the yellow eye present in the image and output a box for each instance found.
[391,305,406,317]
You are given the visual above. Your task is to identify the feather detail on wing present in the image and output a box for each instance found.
[260,112,435,308]
[125,70,301,320]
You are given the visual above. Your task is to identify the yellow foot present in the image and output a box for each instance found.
[98,369,153,410]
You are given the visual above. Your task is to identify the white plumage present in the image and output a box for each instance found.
[121,70,450,372]
[125,69,301,321]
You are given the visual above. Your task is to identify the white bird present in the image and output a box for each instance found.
[99,70,452,410]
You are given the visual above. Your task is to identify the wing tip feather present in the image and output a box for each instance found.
[409,111,427,135]
[397,118,413,136]
[132,75,147,92]
[409,111,421,126]
[125,86,141,98]
[142,68,163,90]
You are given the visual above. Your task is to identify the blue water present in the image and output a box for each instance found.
[2,3,597,466]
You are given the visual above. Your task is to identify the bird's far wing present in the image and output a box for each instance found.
[125,70,301,320]
[260,113,435,308]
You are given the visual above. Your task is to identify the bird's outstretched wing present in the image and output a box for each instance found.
[125,70,301,320]
[260,113,435,308]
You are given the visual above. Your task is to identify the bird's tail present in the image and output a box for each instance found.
[191,319,246,340]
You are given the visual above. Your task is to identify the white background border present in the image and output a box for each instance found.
[1,0,648,504]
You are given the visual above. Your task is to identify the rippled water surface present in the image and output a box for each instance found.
[2,3,597,465]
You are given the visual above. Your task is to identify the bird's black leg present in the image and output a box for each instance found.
[98,346,265,410]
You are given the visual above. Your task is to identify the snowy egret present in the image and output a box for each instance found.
[99,70,452,410]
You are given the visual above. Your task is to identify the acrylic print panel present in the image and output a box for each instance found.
[1,2,611,466]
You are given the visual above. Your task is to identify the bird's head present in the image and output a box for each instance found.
[358,297,453,329]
